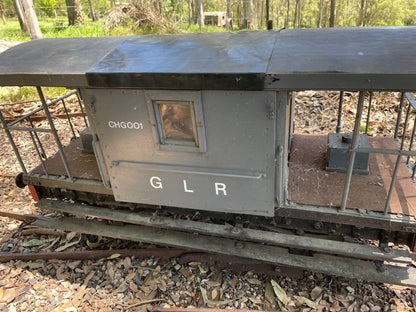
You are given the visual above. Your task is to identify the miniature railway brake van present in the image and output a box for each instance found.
[1,27,416,286]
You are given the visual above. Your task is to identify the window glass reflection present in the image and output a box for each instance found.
[158,102,195,142]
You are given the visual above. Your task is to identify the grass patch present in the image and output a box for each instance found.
[0,17,106,41]
[0,16,244,41]
[0,86,68,103]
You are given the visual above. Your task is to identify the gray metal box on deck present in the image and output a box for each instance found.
[327,133,370,174]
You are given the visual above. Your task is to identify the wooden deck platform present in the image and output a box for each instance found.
[288,134,416,216]
[31,138,101,181]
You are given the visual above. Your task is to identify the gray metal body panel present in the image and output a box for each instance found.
[0,27,415,91]
[84,88,277,216]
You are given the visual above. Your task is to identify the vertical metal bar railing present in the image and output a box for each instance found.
[336,91,344,133]
[403,93,416,180]
[289,91,416,214]
[76,89,89,128]
[61,98,77,140]
[407,115,416,165]
[413,160,416,180]
[340,92,365,211]
[37,87,74,181]
[384,98,412,214]
[27,126,49,176]
[1,89,83,180]
[0,109,27,174]
[28,117,47,159]
[365,92,373,134]
[394,93,405,139]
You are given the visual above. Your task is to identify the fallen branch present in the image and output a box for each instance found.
[0,211,38,222]
[124,298,166,309]
[21,228,66,236]
[0,248,189,262]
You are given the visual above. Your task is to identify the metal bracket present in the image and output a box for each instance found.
[268,103,275,120]
[92,134,111,188]
[86,96,96,113]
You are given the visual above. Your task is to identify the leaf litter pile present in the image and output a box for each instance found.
[0,49,416,312]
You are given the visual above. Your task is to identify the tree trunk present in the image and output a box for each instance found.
[237,0,242,27]
[110,0,115,8]
[192,0,197,23]
[298,0,303,28]
[87,0,97,21]
[265,0,269,21]
[317,0,324,27]
[293,0,299,28]
[257,0,263,29]
[197,0,204,29]
[357,0,366,26]
[250,0,255,28]
[242,0,253,29]
[19,0,42,39]
[66,0,84,26]
[285,0,289,28]
[188,0,192,25]
[226,0,232,29]
[0,0,6,24]
[275,2,279,29]
[329,0,336,27]
[13,0,27,30]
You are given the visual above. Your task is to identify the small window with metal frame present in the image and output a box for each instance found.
[146,91,206,152]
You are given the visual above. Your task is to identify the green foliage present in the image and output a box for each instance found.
[0,17,104,41]
[36,0,59,17]
[0,86,67,103]
[267,0,415,29]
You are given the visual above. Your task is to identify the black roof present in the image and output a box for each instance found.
[0,27,415,91]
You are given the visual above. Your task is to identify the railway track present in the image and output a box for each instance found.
[1,200,415,287]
